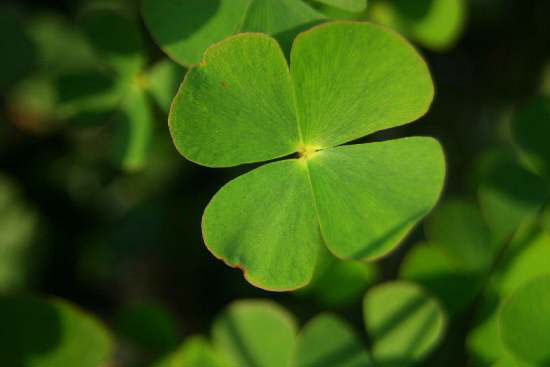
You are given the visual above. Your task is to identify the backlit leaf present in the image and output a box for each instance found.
[363,281,447,365]
[293,314,372,367]
[212,300,297,367]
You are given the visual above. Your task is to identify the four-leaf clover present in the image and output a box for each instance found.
[169,21,445,290]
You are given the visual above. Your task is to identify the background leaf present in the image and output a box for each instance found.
[0,296,113,367]
[142,0,325,66]
[368,0,466,51]
[145,59,185,113]
[293,314,372,367]
[212,300,297,367]
[499,275,550,367]
[153,336,229,367]
[363,281,447,366]
[111,86,154,171]
[301,255,379,307]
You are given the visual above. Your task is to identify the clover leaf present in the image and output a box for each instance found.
[170,21,445,290]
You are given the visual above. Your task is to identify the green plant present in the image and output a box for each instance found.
[169,21,445,290]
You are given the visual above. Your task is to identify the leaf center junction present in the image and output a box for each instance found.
[297,144,320,159]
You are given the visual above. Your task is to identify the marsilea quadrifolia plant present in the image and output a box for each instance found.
[169,21,445,290]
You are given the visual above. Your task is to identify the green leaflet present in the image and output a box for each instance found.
[145,59,186,113]
[363,281,447,365]
[170,34,300,167]
[368,0,467,51]
[307,138,444,260]
[153,336,228,367]
[212,300,297,367]
[142,0,325,66]
[171,22,444,290]
[111,86,154,171]
[499,276,550,367]
[294,314,372,367]
[203,160,322,290]
[290,23,433,148]
[0,296,113,367]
